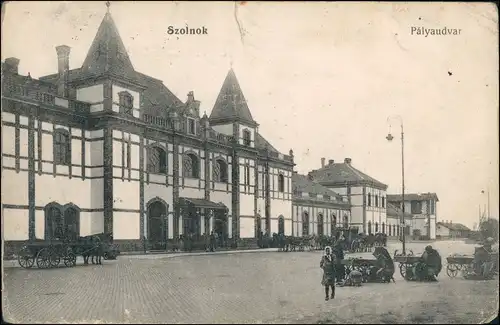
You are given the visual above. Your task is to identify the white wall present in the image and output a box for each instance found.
[77,84,104,112]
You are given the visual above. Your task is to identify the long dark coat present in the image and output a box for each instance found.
[320,255,336,286]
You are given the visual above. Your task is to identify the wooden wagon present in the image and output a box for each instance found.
[393,253,420,279]
[16,236,104,269]
[342,257,379,282]
[17,240,78,269]
[445,255,475,278]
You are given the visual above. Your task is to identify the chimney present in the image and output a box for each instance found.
[321,158,326,168]
[4,57,20,74]
[56,45,71,98]
[344,158,352,164]
[328,159,334,165]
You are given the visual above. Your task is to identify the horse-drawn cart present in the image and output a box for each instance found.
[445,255,475,278]
[16,235,107,269]
[342,257,378,282]
[17,241,78,269]
[393,251,418,279]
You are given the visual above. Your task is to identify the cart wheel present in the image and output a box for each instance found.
[103,252,109,260]
[17,246,35,269]
[446,263,458,278]
[399,263,407,278]
[48,248,61,268]
[36,248,51,269]
[64,252,77,267]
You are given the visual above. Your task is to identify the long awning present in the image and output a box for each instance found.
[178,197,227,210]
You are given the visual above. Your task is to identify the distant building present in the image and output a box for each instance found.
[387,193,439,240]
[436,221,471,239]
[386,203,413,237]
[291,172,351,237]
[308,158,388,234]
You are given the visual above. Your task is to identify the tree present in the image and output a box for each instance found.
[478,218,499,242]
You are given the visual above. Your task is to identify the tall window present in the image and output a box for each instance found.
[243,129,251,146]
[331,214,337,233]
[277,174,285,192]
[367,193,372,206]
[53,129,71,165]
[381,196,385,208]
[317,213,324,236]
[375,222,379,233]
[147,146,167,174]
[119,91,134,116]
[389,224,392,236]
[343,214,349,228]
[187,118,196,135]
[183,153,199,178]
[278,216,285,235]
[45,203,80,241]
[393,224,396,236]
[213,159,228,183]
[382,222,385,234]
[302,211,309,236]
[368,221,372,234]
[64,207,79,241]
[375,195,379,207]
[411,201,422,214]
[243,164,250,186]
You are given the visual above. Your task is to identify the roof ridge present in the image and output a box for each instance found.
[344,163,366,181]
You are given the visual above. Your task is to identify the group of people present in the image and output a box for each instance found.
[320,237,498,300]
[319,242,395,301]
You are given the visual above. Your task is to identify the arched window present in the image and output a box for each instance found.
[213,159,228,183]
[375,222,379,233]
[278,174,285,192]
[382,222,385,234]
[64,207,80,241]
[343,214,349,228]
[331,214,337,235]
[147,146,167,174]
[53,129,71,165]
[367,193,372,206]
[317,213,324,236]
[44,203,80,240]
[243,129,251,146]
[183,153,199,178]
[302,211,309,236]
[368,221,372,235]
[278,215,285,235]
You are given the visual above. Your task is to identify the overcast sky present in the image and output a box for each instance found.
[2,2,498,228]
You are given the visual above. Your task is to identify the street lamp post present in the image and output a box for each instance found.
[386,115,406,255]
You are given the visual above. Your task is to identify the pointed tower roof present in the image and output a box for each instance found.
[80,11,136,80]
[210,69,257,127]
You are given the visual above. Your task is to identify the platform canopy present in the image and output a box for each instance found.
[178,198,227,211]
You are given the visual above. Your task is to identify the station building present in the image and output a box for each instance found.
[1,10,294,253]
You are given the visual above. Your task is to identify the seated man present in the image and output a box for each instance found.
[412,245,442,281]
[370,246,395,283]
[473,237,496,278]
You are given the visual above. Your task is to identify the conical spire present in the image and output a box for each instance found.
[210,68,257,126]
[80,10,135,78]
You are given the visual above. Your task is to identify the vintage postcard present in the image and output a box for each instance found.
[1,1,498,324]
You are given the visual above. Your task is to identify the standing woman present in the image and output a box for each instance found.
[320,246,336,301]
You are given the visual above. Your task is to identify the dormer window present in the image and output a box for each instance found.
[243,129,251,146]
[187,118,196,135]
[119,91,134,116]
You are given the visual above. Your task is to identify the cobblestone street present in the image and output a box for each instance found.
[3,241,498,324]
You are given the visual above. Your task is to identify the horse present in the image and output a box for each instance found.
[75,233,109,265]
